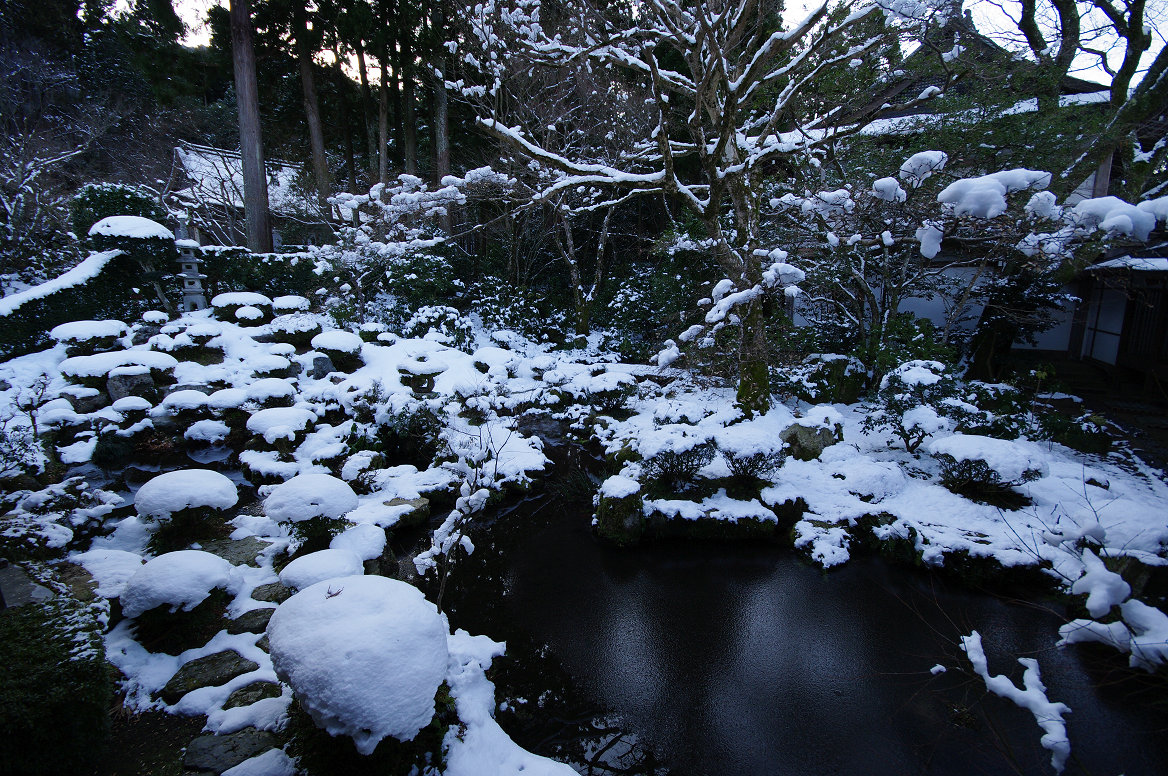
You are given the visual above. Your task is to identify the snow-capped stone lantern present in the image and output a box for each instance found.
[176,239,208,312]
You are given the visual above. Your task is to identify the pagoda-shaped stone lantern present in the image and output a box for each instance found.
[176,239,208,312]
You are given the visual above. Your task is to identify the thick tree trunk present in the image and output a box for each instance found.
[378,53,390,187]
[294,7,330,215]
[229,0,271,252]
[332,51,357,194]
[355,43,377,181]
[400,33,418,176]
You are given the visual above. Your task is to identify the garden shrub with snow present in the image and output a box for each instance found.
[266,575,449,753]
[928,434,1046,506]
[119,550,235,653]
[310,330,365,372]
[134,468,238,551]
[862,360,959,452]
[264,473,358,551]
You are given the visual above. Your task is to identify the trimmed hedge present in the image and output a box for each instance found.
[198,247,325,298]
[0,251,160,360]
[71,184,168,241]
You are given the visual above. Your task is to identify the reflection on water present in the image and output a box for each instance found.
[445,492,1168,776]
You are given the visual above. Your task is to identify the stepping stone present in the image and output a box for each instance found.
[226,608,274,635]
[199,536,271,567]
[0,562,55,608]
[250,582,291,604]
[384,496,430,528]
[161,650,259,705]
[183,728,280,774]
[223,681,282,710]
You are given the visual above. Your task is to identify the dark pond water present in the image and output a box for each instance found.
[436,433,1168,776]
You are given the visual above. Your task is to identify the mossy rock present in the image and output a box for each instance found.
[131,588,230,656]
[0,599,113,775]
[595,492,645,547]
[224,681,283,710]
[160,649,260,705]
[286,683,456,776]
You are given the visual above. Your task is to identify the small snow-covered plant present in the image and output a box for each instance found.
[641,440,718,494]
[1039,411,1113,455]
[724,449,786,482]
[264,473,358,553]
[310,329,365,372]
[862,360,960,453]
[135,469,239,553]
[0,412,40,480]
[400,305,474,352]
[776,353,867,404]
[928,434,1046,508]
[369,399,445,467]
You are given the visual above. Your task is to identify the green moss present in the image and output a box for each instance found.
[287,683,457,776]
[0,598,114,775]
[146,505,232,554]
[595,493,645,547]
[130,588,230,656]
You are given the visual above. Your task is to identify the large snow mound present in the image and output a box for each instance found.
[246,407,316,443]
[264,473,358,523]
[88,215,174,240]
[50,319,128,343]
[120,550,233,618]
[266,575,448,752]
[311,330,363,354]
[279,549,365,590]
[927,434,1048,483]
[134,469,239,518]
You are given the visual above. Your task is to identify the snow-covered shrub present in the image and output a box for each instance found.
[50,319,128,357]
[862,360,961,452]
[264,473,358,552]
[0,414,40,481]
[400,305,474,352]
[1039,411,1113,455]
[724,449,786,482]
[0,597,113,775]
[278,548,365,591]
[245,407,317,455]
[928,435,1046,506]
[266,575,449,753]
[268,313,323,350]
[134,469,239,552]
[641,439,717,494]
[777,353,867,404]
[0,477,119,561]
[311,329,365,372]
[211,291,273,324]
[465,275,568,343]
[120,550,235,654]
[71,183,167,240]
[353,399,445,468]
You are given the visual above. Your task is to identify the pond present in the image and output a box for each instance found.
[436,431,1168,775]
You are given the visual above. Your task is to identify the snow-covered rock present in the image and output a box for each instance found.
[266,575,448,752]
[120,550,234,618]
[245,407,316,444]
[278,549,365,590]
[311,330,363,354]
[134,469,239,519]
[263,473,358,523]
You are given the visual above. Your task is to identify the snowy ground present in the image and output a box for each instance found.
[2,301,1167,774]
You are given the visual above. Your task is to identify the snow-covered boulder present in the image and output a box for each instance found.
[278,548,365,590]
[135,469,238,520]
[310,330,364,372]
[266,575,449,752]
[264,473,357,523]
[273,295,311,313]
[119,550,233,618]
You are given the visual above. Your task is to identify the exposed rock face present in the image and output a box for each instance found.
[384,497,430,528]
[250,582,292,604]
[200,536,271,567]
[780,422,842,462]
[183,728,280,774]
[226,607,275,635]
[223,681,282,710]
[595,492,645,547]
[160,650,259,705]
[107,371,155,402]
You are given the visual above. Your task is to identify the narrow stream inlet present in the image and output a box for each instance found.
[440,428,1168,775]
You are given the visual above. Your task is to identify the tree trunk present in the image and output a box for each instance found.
[432,53,450,232]
[355,43,377,181]
[378,52,390,187]
[736,299,772,416]
[294,7,330,216]
[229,0,272,252]
[333,53,357,194]
[397,33,417,175]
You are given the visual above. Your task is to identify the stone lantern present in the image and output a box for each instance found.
[176,239,208,312]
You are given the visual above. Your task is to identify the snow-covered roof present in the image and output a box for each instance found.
[1090,257,1168,272]
[174,142,310,218]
